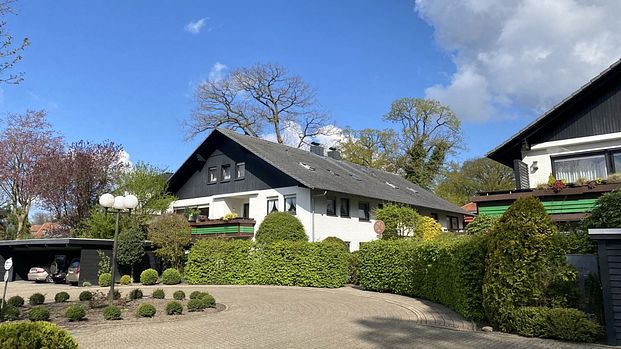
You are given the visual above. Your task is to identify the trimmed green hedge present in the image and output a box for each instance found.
[357,236,489,320]
[0,321,78,348]
[507,307,601,342]
[185,239,349,288]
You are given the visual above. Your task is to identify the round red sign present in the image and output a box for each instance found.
[374,220,385,234]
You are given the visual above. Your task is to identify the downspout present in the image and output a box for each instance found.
[310,189,328,242]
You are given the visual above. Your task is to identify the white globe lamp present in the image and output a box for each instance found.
[99,193,115,208]
[113,196,125,210]
[124,194,139,210]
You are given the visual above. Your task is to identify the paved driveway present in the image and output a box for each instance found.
[4,282,609,348]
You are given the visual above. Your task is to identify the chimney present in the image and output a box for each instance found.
[327,147,341,160]
[310,142,324,156]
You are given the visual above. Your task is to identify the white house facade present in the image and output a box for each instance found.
[168,129,466,251]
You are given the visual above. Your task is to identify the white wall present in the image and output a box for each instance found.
[172,186,464,252]
[522,132,621,188]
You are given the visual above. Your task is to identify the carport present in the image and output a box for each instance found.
[0,238,158,285]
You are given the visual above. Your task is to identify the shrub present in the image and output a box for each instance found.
[1,305,20,321]
[357,235,489,320]
[28,306,50,321]
[120,274,132,285]
[7,295,24,307]
[29,293,45,306]
[0,322,78,348]
[189,291,203,299]
[140,268,159,285]
[375,204,421,239]
[322,236,348,251]
[348,251,360,285]
[255,212,307,244]
[552,230,597,255]
[79,291,93,302]
[166,301,183,315]
[173,290,185,300]
[113,290,121,300]
[161,268,182,285]
[54,291,70,303]
[200,293,216,308]
[136,303,156,317]
[152,289,165,299]
[82,281,92,287]
[583,189,621,229]
[103,305,122,320]
[465,215,498,236]
[128,288,143,300]
[98,272,112,287]
[185,239,349,288]
[64,305,86,322]
[187,298,207,312]
[507,307,601,342]
[483,197,562,327]
[416,216,442,241]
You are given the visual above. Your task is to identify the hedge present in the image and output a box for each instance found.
[357,235,489,320]
[0,322,78,349]
[506,307,601,342]
[185,239,349,288]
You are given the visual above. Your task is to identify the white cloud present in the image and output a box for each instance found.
[208,62,228,82]
[118,150,132,170]
[184,18,208,34]
[416,0,621,121]
[261,122,345,150]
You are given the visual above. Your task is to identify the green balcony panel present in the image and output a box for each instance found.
[478,198,598,217]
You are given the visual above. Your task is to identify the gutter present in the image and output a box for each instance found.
[310,189,327,242]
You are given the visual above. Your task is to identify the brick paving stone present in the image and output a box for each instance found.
[3,282,612,349]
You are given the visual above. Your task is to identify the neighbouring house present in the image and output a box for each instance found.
[167,128,467,251]
[462,202,477,225]
[472,58,621,223]
[29,222,64,238]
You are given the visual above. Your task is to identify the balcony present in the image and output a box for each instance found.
[190,218,255,240]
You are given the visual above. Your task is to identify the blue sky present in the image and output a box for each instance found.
[3,1,621,171]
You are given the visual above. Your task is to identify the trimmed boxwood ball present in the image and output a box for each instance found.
[165,301,183,315]
[128,288,143,300]
[161,268,182,285]
[152,289,165,299]
[7,295,24,307]
[188,291,216,309]
[55,291,70,303]
[0,322,78,349]
[64,304,86,322]
[187,298,207,312]
[173,290,185,300]
[79,291,93,301]
[103,305,122,320]
[1,305,20,321]
[508,307,601,342]
[28,306,50,321]
[200,294,216,308]
[189,291,203,300]
[140,268,159,285]
[255,212,307,244]
[120,274,132,285]
[136,303,156,318]
[29,293,45,306]
[322,236,348,251]
[98,273,112,287]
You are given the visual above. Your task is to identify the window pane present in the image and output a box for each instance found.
[553,154,607,183]
[358,202,369,221]
[340,198,350,217]
[326,198,336,216]
[221,165,231,181]
[285,195,296,214]
[614,153,621,173]
[267,197,278,213]
[236,163,245,178]
[208,167,217,183]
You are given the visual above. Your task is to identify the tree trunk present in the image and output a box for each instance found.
[16,209,29,239]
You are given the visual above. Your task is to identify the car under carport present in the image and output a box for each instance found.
[0,238,158,285]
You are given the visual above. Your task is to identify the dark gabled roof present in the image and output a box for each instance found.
[487,58,621,167]
[170,128,466,215]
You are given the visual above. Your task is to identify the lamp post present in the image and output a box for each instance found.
[98,193,138,304]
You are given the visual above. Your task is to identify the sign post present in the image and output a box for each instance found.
[1,257,13,313]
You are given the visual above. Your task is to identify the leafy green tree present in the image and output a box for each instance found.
[115,162,176,225]
[375,204,422,239]
[435,158,515,205]
[148,213,192,270]
[116,219,146,277]
[340,98,463,189]
[583,189,621,229]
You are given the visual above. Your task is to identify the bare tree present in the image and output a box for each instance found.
[0,1,29,84]
[0,110,63,238]
[187,63,332,148]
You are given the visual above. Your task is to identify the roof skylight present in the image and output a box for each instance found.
[385,181,398,189]
[350,174,362,181]
[406,187,418,194]
[299,162,315,171]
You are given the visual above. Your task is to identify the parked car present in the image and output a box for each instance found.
[65,258,80,285]
[27,267,52,283]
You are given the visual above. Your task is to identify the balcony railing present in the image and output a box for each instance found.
[189,218,255,240]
